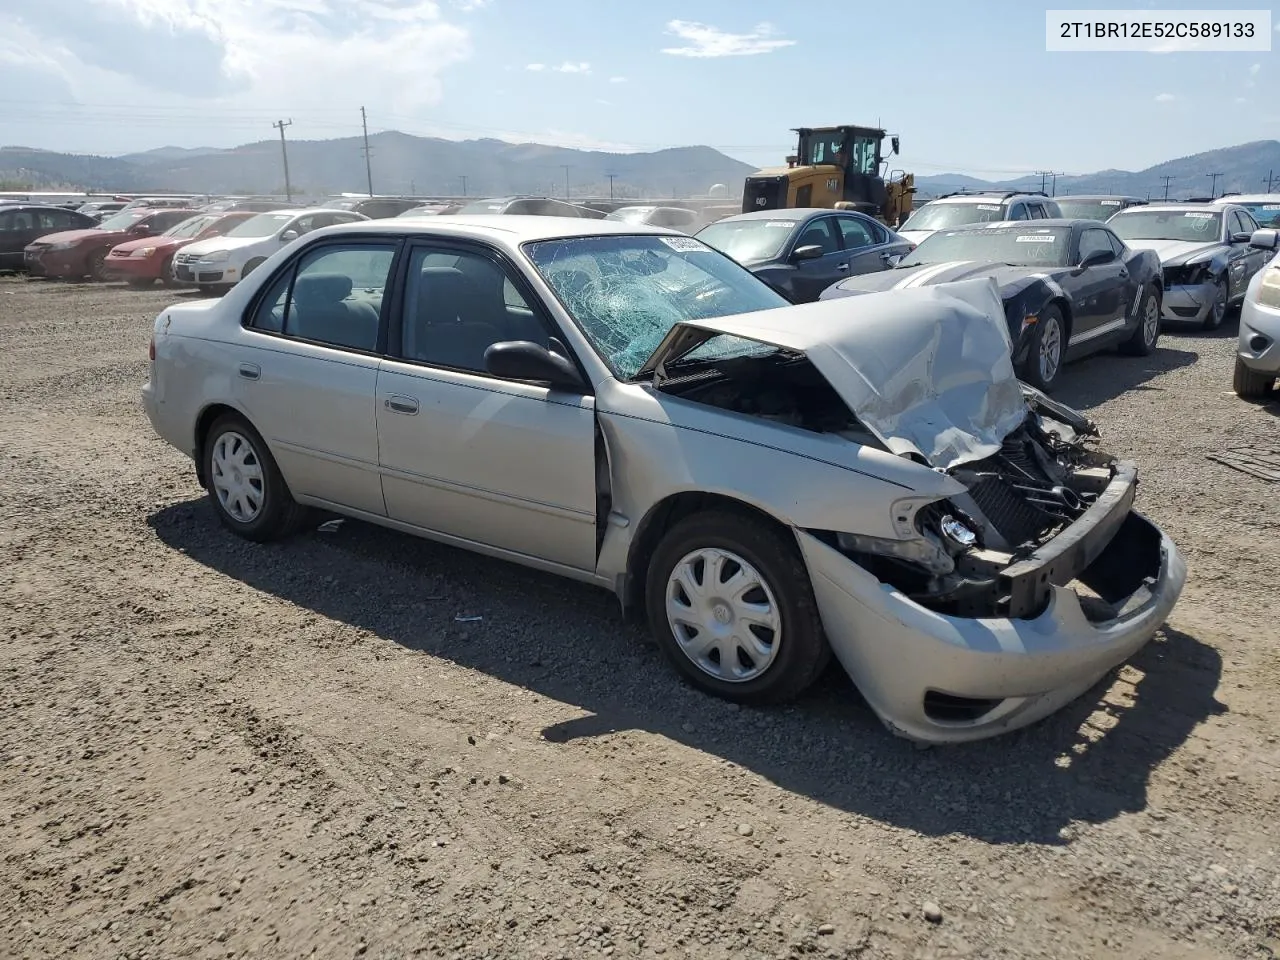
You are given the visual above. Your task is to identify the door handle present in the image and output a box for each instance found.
[1118,269,1128,279]
[836,262,849,271]
[238,362,260,380]
[385,395,419,415]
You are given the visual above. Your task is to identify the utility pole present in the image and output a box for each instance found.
[1035,170,1052,193]
[1159,175,1175,200]
[272,119,293,202]
[1264,169,1276,193]
[410,179,416,196]
[561,164,571,199]
[1207,171,1224,198]
[606,173,616,200]
[458,175,467,197]
[360,106,373,196]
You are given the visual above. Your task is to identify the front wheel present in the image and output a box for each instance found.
[1020,303,1066,392]
[1203,277,1227,330]
[1120,286,1161,356]
[1233,357,1275,398]
[644,510,830,705]
[86,248,109,282]
[159,256,180,288]
[242,257,266,278]
[203,414,309,542]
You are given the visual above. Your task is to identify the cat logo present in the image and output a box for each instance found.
[755,197,768,206]
[826,178,839,191]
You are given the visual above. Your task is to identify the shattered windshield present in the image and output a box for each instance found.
[900,226,1071,267]
[1110,210,1222,242]
[524,234,790,379]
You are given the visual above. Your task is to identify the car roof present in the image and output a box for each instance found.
[1113,203,1223,213]
[1056,195,1145,202]
[709,208,857,223]
[1211,194,1280,203]
[924,194,1050,204]
[307,214,679,245]
[934,218,1091,233]
[0,203,95,213]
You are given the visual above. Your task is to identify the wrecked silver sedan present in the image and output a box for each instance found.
[141,217,1186,743]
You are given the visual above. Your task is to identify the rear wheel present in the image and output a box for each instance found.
[1233,357,1275,398]
[644,510,830,705]
[1203,277,1227,330]
[203,414,309,542]
[1120,285,1161,356]
[1020,303,1065,391]
[242,257,266,278]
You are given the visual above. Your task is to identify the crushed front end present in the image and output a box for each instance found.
[800,389,1186,743]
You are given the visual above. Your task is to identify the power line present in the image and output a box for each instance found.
[360,106,373,197]
[272,119,293,203]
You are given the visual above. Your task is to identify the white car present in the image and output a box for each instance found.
[1233,228,1280,397]
[172,208,369,292]
[897,193,1063,247]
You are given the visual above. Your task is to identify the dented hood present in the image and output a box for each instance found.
[636,277,1029,470]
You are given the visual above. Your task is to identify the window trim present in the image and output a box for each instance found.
[1077,227,1117,265]
[789,215,840,257]
[388,237,595,393]
[240,234,406,358]
[834,213,878,251]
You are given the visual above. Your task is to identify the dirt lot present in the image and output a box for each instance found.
[1,274,1278,960]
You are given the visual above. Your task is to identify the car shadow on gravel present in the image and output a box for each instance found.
[149,499,1225,847]
[1056,343,1200,410]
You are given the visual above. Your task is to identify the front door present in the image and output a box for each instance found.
[789,216,847,302]
[375,243,598,573]
[234,240,397,515]
[1067,227,1128,343]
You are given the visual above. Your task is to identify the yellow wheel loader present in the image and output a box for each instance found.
[742,125,915,227]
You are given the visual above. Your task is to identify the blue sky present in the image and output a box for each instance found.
[0,0,1276,178]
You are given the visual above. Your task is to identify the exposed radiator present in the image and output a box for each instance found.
[967,476,1050,548]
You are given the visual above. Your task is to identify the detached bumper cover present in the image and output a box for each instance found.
[798,503,1186,744]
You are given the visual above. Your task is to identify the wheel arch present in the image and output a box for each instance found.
[192,401,256,488]
[620,491,793,618]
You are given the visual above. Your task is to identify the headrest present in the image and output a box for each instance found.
[293,272,352,305]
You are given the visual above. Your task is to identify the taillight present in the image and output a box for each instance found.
[149,337,155,361]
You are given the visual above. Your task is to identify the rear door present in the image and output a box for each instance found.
[233,239,398,515]
[787,216,846,301]
[834,214,894,275]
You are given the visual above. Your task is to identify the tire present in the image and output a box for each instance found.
[1232,357,1275,398]
[1020,303,1066,392]
[644,510,831,705]
[202,414,309,542]
[86,248,109,281]
[243,257,266,278]
[1120,285,1161,356]
[159,256,180,288]
[1203,277,1228,331]
[126,277,155,289]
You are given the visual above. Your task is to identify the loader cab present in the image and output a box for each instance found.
[742,125,900,218]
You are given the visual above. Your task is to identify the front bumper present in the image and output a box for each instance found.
[798,503,1186,744]
[1237,290,1280,376]
[105,253,163,281]
[173,257,236,285]
[1161,281,1216,322]
[24,248,85,278]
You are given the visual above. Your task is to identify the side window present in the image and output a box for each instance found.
[1105,230,1126,257]
[1007,203,1028,221]
[37,211,64,230]
[291,216,315,235]
[1078,229,1115,264]
[835,216,876,250]
[1026,203,1046,219]
[0,212,13,232]
[793,218,839,255]
[332,213,366,226]
[247,243,395,351]
[400,246,549,373]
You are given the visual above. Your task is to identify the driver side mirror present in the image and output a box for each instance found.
[791,244,824,262]
[1077,249,1114,270]
[890,135,900,155]
[1249,228,1279,251]
[280,229,299,243]
[484,340,585,391]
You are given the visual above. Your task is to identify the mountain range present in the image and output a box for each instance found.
[2,133,1278,203]
[0,131,755,200]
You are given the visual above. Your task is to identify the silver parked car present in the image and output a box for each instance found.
[141,217,1186,744]
[1232,228,1280,397]
[1108,202,1270,329]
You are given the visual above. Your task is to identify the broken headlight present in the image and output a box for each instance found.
[833,498,980,577]
[1256,267,1280,310]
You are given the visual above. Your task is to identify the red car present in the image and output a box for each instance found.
[24,208,199,281]
[105,211,257,287]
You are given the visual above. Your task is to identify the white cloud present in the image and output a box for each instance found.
[1250,62,1262,75]
[660,20,795,57]
[1236,96,1249,103]
[451,0,488,9]
[608,75,627,83]
[594,98,610,105]
[552,61,590,74]
[1154,93,1176,102]
[525,62,545,71]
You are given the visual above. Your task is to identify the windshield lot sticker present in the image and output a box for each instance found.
[659,236,708,252]
[1101,200,1121,205]
[1183,212,1214,218]
[1016,235,1056,242]
[764,221,793,228]
[975,204,1001,211]
[1264,205,1280,211]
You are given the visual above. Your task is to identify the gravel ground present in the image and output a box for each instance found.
[2,274,1279,960]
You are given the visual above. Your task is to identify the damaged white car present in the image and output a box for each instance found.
[140,217,1186,743]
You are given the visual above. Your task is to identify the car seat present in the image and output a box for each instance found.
[288,272,379,350]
